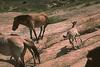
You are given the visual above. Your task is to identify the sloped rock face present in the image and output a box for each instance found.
[0,4,100,67]
[34,5,100,67]
[36,41,100,67]
[38,30,100,63]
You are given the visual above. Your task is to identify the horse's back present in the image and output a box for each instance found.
[7,36,25,48]
[69,27,80,36]
[14,13,48,28]
[31,14,47,28]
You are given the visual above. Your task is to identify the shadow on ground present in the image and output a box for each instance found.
[85,47,100,67]
[56,46,72,58]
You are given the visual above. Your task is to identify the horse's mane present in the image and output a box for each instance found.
[14,15,31,21]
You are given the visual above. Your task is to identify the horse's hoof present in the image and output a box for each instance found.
[76,46,80,49]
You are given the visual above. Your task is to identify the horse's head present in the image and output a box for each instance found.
[12,17,19,31]
[71,21,77,28]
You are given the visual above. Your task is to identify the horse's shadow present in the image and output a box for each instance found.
[85,47,100,67]
[56,46,73,58]
[0,58,17,67]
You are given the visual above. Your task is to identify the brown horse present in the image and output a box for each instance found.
[0,34,40,67]
[12,13,48,43]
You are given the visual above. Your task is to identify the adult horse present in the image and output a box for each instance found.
[0,33,40,67]
[12,13,48,43]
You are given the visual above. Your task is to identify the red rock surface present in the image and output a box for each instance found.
[0,4,100,67]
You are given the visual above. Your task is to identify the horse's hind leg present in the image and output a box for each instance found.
[25,39,41,64]
[74,36,77,43]
[78,36,83,46]
[31,45,40,64]
[41,24,47,39]
[32,29,38,43]
[27,47,36,66]
[10,56,13,60]
[69,38,76,50]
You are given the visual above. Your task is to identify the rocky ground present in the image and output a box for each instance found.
[0,4,100,67]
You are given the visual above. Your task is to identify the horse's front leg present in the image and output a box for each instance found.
[29,29,33,39]
[32,29,38,43]
[69,38,77,50]
[38,26,42,40]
